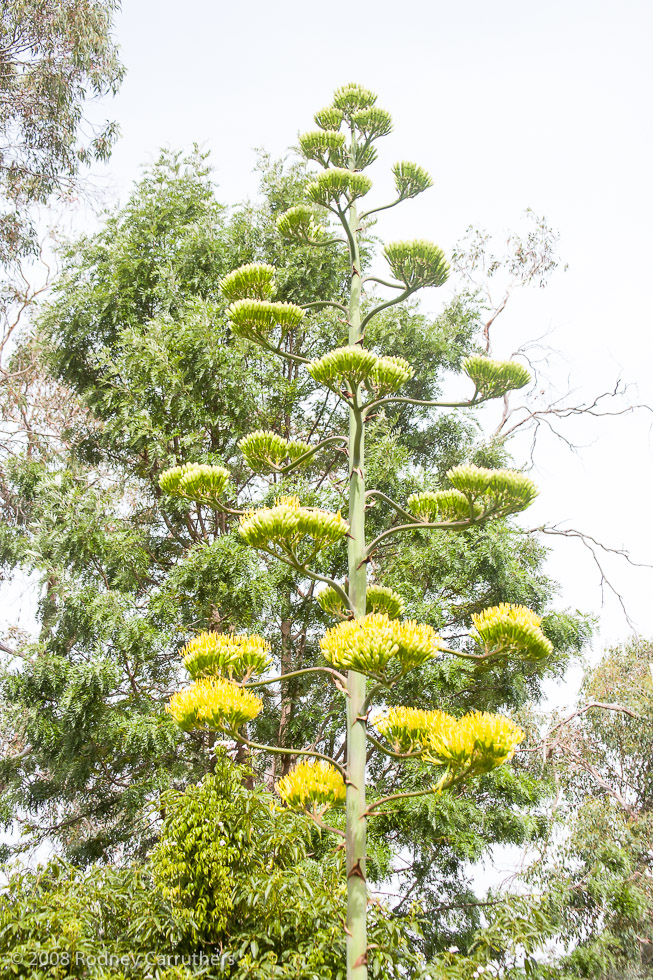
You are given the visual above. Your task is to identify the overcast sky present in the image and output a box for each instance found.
[11,0,653,694]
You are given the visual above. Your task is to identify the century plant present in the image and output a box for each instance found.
[160,84,552,979]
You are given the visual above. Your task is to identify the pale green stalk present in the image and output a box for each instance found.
[345,197,368,980]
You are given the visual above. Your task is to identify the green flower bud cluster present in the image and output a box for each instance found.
[365,584,406,619]
[219,263,275,302]
[463,355,531,400]
[159,463,230,503]
[181,631,272,682]
[332,82,377,115]
[314,106,344,131]
[392,161,433,200]
[447,464,538,516]
[384,240,450,289]
[239,495,348,552]
[307,168,372,208]
[227,299,305,342]
[320,613,444,676]
[238,430,312,474]
[471,603,553,662]
[406,488,480,523]
[277,759,346,815]
[353,107,393,141]
[308,345,413,395]
[299,129,347,168]
[317,584,406,620]
[276,205,328,244]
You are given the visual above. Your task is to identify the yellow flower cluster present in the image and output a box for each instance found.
[320,613,444,676]
[167,677,262,732]
[239,496,348,552]
[181,632,271,682]
[376,706,452,753]
[377,706,525,774]
[471,603,553,662]
[277,759,346,814]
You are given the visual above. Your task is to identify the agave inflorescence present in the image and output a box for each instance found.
[318,583,406,620]
[462,355,531,400]
[307,168,373,208]
[239,495,349,554]
[276,204,329,244]
[227,299,305,342]
[277,759,346,815]
[384,240,450,289]
[376,706,525,774]
[238,430,312,474]
[406,488,481,523]
[307,346,413,395]
[159,83,556,980]
[180,632,272,682]
[167,677,263,732]
[219,263,276,302]
[392,161,433,200]
[447,464,538,517]
[159,463,230,503]
[320,613,444,676]
[471,603,553,662]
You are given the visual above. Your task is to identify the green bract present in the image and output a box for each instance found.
[239,430,312,473]
[159,463,230,502]
[276,204,328,243]
[299,130,347,165]
[463,355,531,399]
[332,82,377,114]
[307,168,372,208]
[447,464,538,516]
[392,161,433,200]
[219,263,276,302]
[314,106,344,131]
[227,299,305,341]
[308,346,412,394]
[384,240,450,288]
[239,496,349,552]
[353,107,393,140]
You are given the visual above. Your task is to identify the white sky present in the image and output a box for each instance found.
[8,0,653,696]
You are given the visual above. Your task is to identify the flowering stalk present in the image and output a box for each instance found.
[160,83,553,980]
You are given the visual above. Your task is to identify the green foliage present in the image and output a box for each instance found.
[0,0,124,262]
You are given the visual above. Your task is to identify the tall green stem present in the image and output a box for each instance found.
[346,199,368,980]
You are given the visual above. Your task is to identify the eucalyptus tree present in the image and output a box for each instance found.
[159,84,559,980]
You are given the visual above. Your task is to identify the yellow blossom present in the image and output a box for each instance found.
[277,759,345,814]
[167,677,262,732]
[181,632,271,681]
[320,613,443,676]
[471,603,553,662]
